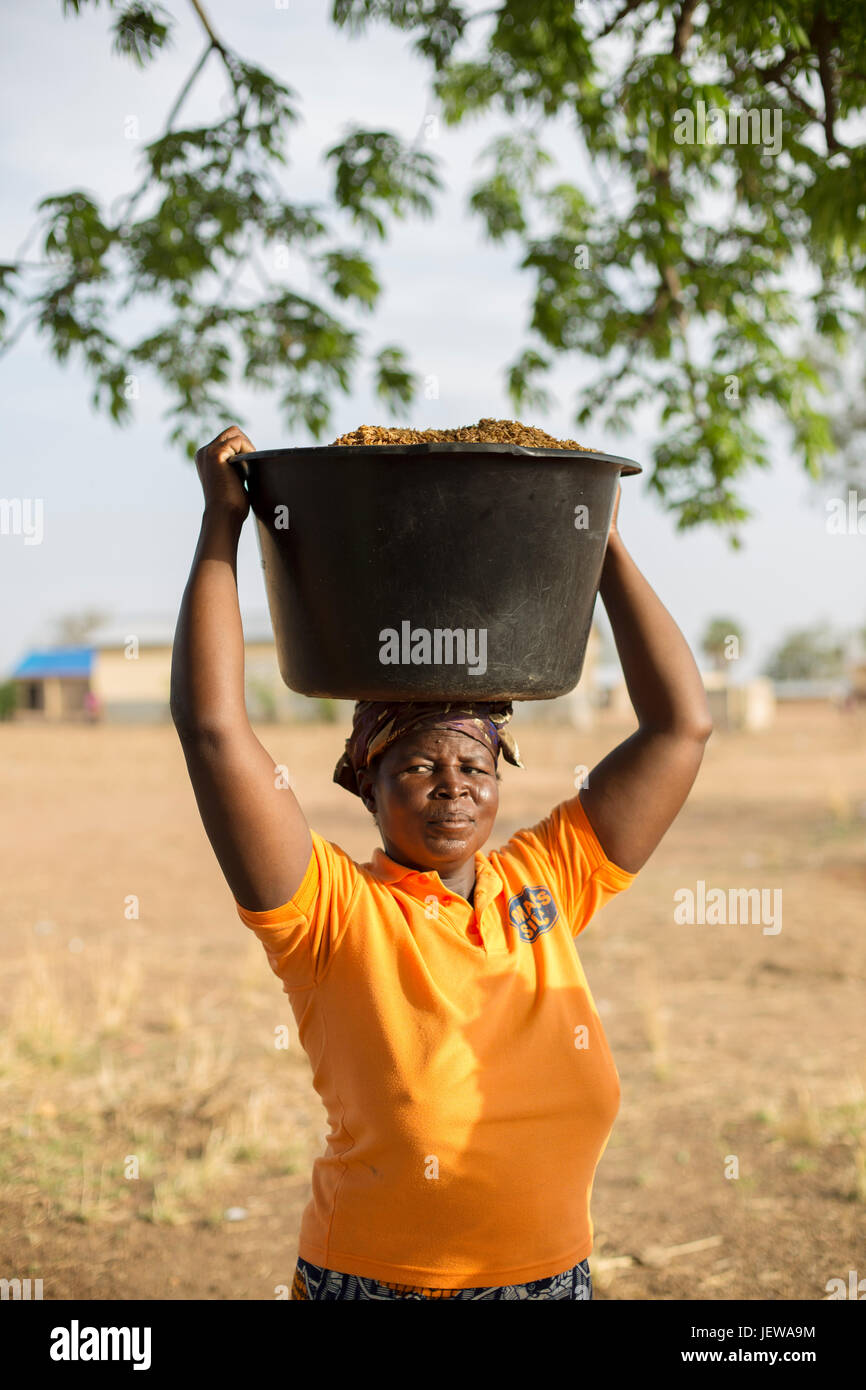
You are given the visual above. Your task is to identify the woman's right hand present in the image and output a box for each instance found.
[194,424,255,521]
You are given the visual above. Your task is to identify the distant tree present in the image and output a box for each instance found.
[801,337,866,490]
[52,608,109,644]
[701,616,745,670]
[0,680,18,720]
[763,624,846,680]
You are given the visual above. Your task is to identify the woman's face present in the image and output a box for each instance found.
[356,725,500,872]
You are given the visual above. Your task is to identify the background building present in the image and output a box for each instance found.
[7,612,602,726]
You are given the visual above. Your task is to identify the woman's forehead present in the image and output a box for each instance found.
[384,726,496,761]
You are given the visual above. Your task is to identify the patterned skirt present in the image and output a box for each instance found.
[290,1255,592,1300]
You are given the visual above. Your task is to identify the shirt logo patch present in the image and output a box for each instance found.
[508,885,559,942]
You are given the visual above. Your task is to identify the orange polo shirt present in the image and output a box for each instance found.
[235,792,636,1290]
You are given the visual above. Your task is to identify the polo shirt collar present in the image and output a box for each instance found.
[368,845,504,903]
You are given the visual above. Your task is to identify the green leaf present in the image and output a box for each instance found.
[325,128,442,239]
[373,345,416,408]
[319,250,381,308]
[111,4,172,67]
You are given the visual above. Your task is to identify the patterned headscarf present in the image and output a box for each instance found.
[333,699,524,798]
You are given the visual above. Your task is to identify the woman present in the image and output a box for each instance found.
[171,424,712,1301]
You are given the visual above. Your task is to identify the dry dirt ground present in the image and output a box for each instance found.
[1,706,864,1301]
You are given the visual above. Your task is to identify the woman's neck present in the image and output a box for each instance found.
[438,865,476,904]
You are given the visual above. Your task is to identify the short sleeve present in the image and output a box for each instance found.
[499,793,637,938]
[234,830,361,990]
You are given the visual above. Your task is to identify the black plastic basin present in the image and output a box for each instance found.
[233,441,641,702]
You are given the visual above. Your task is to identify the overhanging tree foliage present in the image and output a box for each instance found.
[334,0,865,537]
[0,0,438,453]
[2,0,864,540]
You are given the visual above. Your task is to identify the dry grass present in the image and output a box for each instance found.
[756,1073,866,1203]
[637,967,673,1082]
[0,930,313,1231]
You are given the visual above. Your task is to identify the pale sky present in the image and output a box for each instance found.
[1,0,861,683]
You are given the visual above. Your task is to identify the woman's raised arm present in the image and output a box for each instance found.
[577,488,713,875]
[170,425,312,911]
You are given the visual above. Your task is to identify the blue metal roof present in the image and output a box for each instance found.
[12,648,94,679]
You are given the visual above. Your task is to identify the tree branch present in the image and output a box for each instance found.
[188,0,243,85]
[754,48,801,85]
[766,70,821,121]
[0,308,41,358]
[811,9,841,152]
[164,40,214,130]
[596,0,648,41]
[672,0,700,61]
[188,0,227,55]
[114,41,216,231]
[752,32,849,150]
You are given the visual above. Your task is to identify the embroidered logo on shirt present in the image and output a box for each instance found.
[507,886,559,942]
